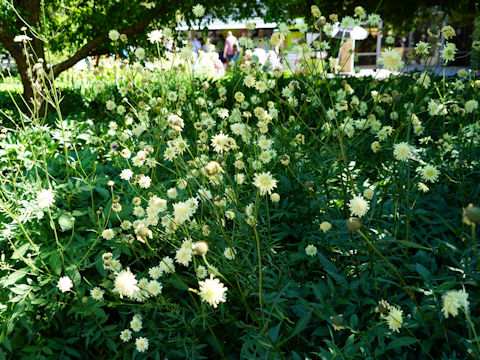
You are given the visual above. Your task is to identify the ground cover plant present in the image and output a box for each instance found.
[0,6,479,360]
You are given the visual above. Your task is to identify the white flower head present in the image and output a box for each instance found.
[90,287,104,301]
[37,188,55,208]
[108,30,120,41]
[192,4,205,17]
[148,30,163,43]
[120,329,132,342]
[198,274,227,308]
[393,142,411,162]
[113,269,139,298]
[57,276,73,293]
[135,337,149,352]
[305,244,318,257]
[386,306,403,332]
[253,172,278,196]
[348,195,370,218]
[102,228,115,240]
[442,289,469,318]
[377,49,404,71]
[419,165,439,183]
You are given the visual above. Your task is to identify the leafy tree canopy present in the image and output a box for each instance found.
[0,0,477,105]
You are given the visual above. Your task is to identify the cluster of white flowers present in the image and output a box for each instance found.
[36,11,474,357]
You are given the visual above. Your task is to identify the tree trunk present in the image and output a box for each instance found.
[9,44,36,105]
[0,0,162,113]
[0,0,48,114]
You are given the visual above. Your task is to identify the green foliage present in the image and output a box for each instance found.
[0,13,479,360]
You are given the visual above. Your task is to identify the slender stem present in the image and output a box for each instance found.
[464,308,480,357]
[472,224,480,273]
[252,224,265,326]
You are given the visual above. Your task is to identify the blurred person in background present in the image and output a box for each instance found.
[223,31,239,67]
[216,34,225,63]
[192,35,202,53]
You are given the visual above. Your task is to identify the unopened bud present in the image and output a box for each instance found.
[346,217,362,232]
[205,161,223,177]
[464,204,480,224]
[316,16,327,29]
[331,314,343,326]
[192,241,209,255]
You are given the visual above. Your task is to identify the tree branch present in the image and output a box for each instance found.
[52,12,159,77]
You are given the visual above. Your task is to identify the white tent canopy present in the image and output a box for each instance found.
[331,22,368,40]
[176,16,277,31]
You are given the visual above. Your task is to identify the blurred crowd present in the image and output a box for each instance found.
[190,29,282,69]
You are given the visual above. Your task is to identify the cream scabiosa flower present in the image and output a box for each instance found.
[146,280,162,296]
[37,188,55,208]
[173,201,194,225]
[210,132,232,153]
[419,165,439,183]
[415,41,430,55]
[57,276,73,293]
[102,228,115,240]
[417,72,431,89]
[367,13,381,26]
[305,244,318,257]
[442,289,469,318]
[363,188,374,200]
[465,100,478,113]
[320,221,332,232]
[348,195,370,218]
[223,247,236,260]
[192,4,205,17]
[120,169,133,181]
[120,329,132,342]
[175,246,193,266]
[138,175,151,189]
[108,30,120,41]
[198,274,227,308]
[135,337,149,352]
[147,30,163,43]
[378,49,404,71]
[90,287,104,301]
[393,142,411,161]
[385,306,403,332]
[159,256,175,274]
[114,269,139,298]
[253,171,278,195]
[149,266,162,279]
[441,42,457,63]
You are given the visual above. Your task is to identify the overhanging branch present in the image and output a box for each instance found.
[52,12,160,77]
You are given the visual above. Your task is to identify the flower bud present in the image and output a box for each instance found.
[331,314,344,329]
[464,204,480,224]
[311,5,321,18]
[205,161,224,177]
[192,241,209,256]
[346,217,362,232]
[333,314,343,323]
[112,203,122,213]
[270,193,280,203]
[135,223,152,241]
[315,16,327,29]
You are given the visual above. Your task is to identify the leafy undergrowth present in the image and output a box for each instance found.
[0,16,479,360]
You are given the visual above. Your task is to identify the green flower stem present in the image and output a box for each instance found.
[463,308,480,357]
[252,222,266,327]
[472,224,480,274]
